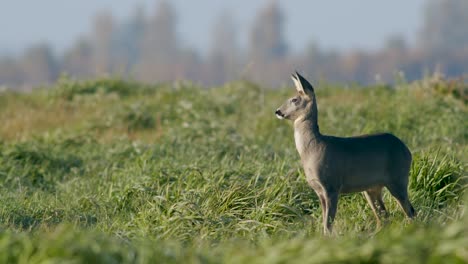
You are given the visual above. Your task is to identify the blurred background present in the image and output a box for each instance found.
[1,0,467,90]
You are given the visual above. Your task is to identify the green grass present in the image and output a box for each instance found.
[0,77,466,263]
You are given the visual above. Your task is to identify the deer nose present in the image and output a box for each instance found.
[275,109,285,119]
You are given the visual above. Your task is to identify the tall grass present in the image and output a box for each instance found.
[0,77,466,263]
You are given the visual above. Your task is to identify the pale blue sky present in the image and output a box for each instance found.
[0,0,426,56]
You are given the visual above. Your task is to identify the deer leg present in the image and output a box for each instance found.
[324,191,339,234]
[376,196,388,218]
[363,187,387,228]
[312,188,327,232]
[310,182,327,232]
[364,191,380,226]
[318,193,326,228]
[386,184,416,219]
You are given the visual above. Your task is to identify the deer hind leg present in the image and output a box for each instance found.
[363,187,388,228]
[386,183,416,219]
[323,191,339,234]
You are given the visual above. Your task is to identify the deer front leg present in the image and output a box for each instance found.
[324,191,339,234]
[363,187,388,229]
[310,182,327,233]
[315,192,326,230]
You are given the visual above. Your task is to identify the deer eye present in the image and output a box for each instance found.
[291,98,299,103]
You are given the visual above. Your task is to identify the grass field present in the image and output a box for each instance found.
[0,76,466,263]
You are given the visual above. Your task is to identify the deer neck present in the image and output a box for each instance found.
[293,112,321,156]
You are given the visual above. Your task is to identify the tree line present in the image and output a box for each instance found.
[0,0,467,90]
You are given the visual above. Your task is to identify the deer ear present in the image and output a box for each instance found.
[291,73,303,93]
[292,71,315,98]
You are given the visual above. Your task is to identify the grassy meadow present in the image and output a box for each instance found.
[0,76,466,263]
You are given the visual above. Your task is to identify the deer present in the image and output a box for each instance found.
[275,72,416,234]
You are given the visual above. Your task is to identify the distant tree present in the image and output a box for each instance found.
[91,11,115,74]
[114,6,147,71]
[144,0,178,63]
[177,48,202,82]
[0,58,22,87]
[384,35,407,53]
[248,1,287,63]
[208,11,239,85]
[302,42,325,80]
[20,44,58,87]
[246,1,289,86]
[420,0,468,53]
[136,0,180,81]
[62,38,94,78]
[371,34,409,82]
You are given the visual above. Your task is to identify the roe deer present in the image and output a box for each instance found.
[275,72,416,234]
